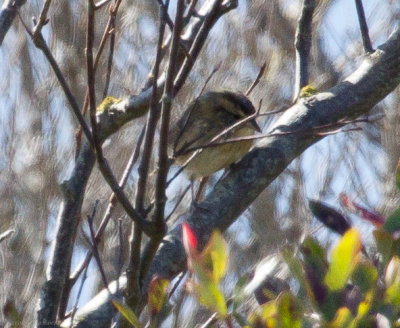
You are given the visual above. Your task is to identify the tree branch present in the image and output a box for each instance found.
[0,0,26,45]
[65,26,400,328]
[293,0,317,101]
[355,0,373,54]
[37,1,238,326]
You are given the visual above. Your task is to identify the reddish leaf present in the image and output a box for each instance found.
[340,193,384,227]
[182,223,198,255]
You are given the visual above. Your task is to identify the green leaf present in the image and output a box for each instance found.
[112,300,142,328]
[383,208,400,234]
[325,229,361,291]
[207,230,228,283]
[302,237,328,280]
[384,256,400,306]
[258,300,277,326]
[373,230,393,266]
[329,307,354,328]
[148,276,169,317]
[196,279,227,317]
[396,159,400,191]
[352,262,378,293]
[276,292,302,328]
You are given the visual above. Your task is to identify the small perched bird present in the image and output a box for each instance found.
[171,91,261,179]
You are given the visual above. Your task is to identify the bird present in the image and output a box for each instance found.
[170,90,261,180]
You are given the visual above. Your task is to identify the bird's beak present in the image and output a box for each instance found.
[251,119,262,133]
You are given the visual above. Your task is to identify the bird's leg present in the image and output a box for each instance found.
[189,176,209,212]
[195,176,209,202]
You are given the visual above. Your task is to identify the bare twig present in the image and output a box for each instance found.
[83,202,110,291]
[181,115,381,153]
[174,111,260,158]
[143,0,193,91]
[117,218,124,292]
[155,0,186,236]
[103,1,121,97]
[20,0,94,147]
[85,0,156,237]
[75,0,122,158]
[246,62,266,96]
[0,0,27,45]
[139,0,186,288]
[69,263,89,328]
[355,0,373,53]
[173,0,224,96]
[165,185,191,222]
[125,0,171,313]
[69,127,145,286]
[38,0,238,326]
[293,0,317,101]
[184,0,199,22]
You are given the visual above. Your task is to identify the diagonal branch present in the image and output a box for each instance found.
[355,0,373,54]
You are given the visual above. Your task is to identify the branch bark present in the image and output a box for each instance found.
[36,1,238,326]
[64,26,400,328]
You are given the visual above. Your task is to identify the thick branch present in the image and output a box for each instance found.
[145,27,400,281]
[64,26,400,328]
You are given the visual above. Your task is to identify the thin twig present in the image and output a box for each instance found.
[246,62,266,96]
[103,1,121,97]
[184,0,199,23]
[168,271,187,299]
[69,127,145,285]
[174,111,260,158]
[124,0,171,313]
[142,0,193,91]
[116,218,124,292]
[19,1,94,147]
[139,0,186,287]
[154,0,186,232]
[173,0,223,96]
[355,0,373,53]
[293,0,316,102]
[32,0,51,30]
[87,21,156,236]
[165,185,191,222]
[85,0,156,236]
[181,115,381,153]
[82,204,110,291]
[75,0,122,158]
[69,263,89,328]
